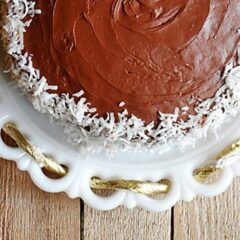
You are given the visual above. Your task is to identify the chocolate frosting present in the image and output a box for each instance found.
[24,0,240,123]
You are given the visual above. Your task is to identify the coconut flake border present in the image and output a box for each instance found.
[2,0,240,154]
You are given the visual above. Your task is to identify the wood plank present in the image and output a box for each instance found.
[0,159,81,240]
[3,127,240,240]
[84,201,171,240]
[174,178,240,240]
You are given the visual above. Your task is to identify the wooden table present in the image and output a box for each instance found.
[1,158,240,240]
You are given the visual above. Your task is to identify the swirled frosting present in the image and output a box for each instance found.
[24,0,240,123]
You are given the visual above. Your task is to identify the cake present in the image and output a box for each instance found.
[2,0,240,153]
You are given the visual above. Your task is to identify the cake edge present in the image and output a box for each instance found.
[2,0,240,155]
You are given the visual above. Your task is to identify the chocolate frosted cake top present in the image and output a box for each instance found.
[2,0,240,154]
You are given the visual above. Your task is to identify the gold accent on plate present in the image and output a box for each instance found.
[2,123,240,195]
[3,123,67,176]
[91,177,170,195]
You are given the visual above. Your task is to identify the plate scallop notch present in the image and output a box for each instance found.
[42,164,69,180]
[1,127,19,148]
[147,179,171,199]
[91,185,116,197]
[193,139,240,185]
[193,167,223,185]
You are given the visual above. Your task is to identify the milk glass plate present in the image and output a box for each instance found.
[1,49,240,212]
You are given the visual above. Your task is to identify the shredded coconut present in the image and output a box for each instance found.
[119,101,125,107]
[2,0,240,155]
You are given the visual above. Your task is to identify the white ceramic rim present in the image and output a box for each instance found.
[1,56,240,212]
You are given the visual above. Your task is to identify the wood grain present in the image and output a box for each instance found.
[0,159,81,240]
[1,157,240,240]
[174,178,240,240]
[84,205,171,240]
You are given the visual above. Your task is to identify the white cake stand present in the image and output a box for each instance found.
[1,55,240,212]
